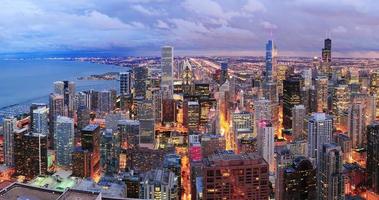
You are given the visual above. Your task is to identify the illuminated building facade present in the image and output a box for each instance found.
[3,117,17,167]
[318,143,344,200]
[292,105,306,140]
[283,74,303,131]
[201,134,226,158]
[14,129,47,180]
[141,169,178,200]
[202,151,269,200]
[332,84,349,130]
[367,122,379,193]
[257,120,274,173]
[282,157,316,200]
[80,124,101,180]
[306,113,333,165]
[315,76,328,112]
[32,106,49,136]
[161,46,174,99]
[134,66,148,98]
[118,119,140,149]
[54,116,74,166]
[334,133,352,162]
[120,71,131,95]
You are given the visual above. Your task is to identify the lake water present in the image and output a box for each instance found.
[0,59,126,119]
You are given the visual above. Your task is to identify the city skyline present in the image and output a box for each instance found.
[1,0,379,58]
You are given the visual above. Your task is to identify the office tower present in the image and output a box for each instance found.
[367,122,379,193]
[54,116,74,166]
[220,62,228,85]
[142,169,179,200]
[318,143,344,200]
[202,151,269,200]
[152,89,162,123]
[232,110,253,139]
[77,91,91,109]
[283,75,303,130]
[306,113,333,164]
[54,81,75,117]
[276,65,288,97]
[136,99,155,146]
[125,175,141,198]
[77,105,90,131]
[370,71,379,117]
[201,134,226,158]
[282,156,317,200]
[89,90,99,111]
[163,154,181,197]
[182,59,193,96]
[32,106,49,136]
[347,103,364,149]
[315,76,328,112]
[80,124,101,180]
[133,67,148,98]
[162,99,176,124]
[332,84,349,130]
[100,129,121,175]
[302,68,312,90]
[275,149,293,200]
[30,103,48,132]
[292,105,306,140]
[118,119,140,149]
[253,98,271,137]
[161,46,174,99]
[3,117,17,167]
[257,120,274,173]
[48,93,64,146]
[265,40,277,80]
[14,129,47,180]
[194,83,210,98]
[183,100,200,132]
[120,71,131,95]
[321,38,332,75]
[334,133,352,162]
[98,90,112,113]
[72,147,91,178]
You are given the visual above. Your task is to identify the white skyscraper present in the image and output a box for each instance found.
[54,116,74,166]
[161,46,174,99]
[253,98,271,137]
[257,120,274,173]
[3,117,17,166]
[120,72,131,95]
[306,113,333,165]
[33,107,49,136]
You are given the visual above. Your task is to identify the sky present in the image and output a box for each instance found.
[0,0,379,57]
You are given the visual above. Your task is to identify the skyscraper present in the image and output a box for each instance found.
[14,129,47,180]
[120,71,131,95]
[182,59,193,96]
[318,143,344,200]
[321,38,332,75]
[283,74,303,130]
[3,117,17,167]
[32,106,49,136]
[282,156,317,200]
[332,84,349,130]
[79,124,101,180]
[54,81,75,117]
[257,120,274,173]
[202,151,269,200]
[292,105,306,140]
[315,76,328,112]
[133,66,148,98]
[306,113,333,165]
[30,103,48,132]
[118,119,140,149]
[367,122,379,193]
[54,116,74,166]
[265,40,277,80]
[161,46,174,99]
[220,62,228,85]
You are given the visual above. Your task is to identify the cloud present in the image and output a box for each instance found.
[243,0,266,13]
[0,0,378,57]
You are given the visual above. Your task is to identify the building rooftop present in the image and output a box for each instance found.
[203,151,266,167]
[82,124,99,132]
[117,119,140,126]
[57,189,101,200]
[0,183,62,200]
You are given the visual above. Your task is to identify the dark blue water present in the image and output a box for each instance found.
[0,60,126,118]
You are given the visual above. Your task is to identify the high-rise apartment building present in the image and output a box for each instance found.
[367,122,379,193]
[120,71,131,95]
[3,117,17,167]
[54,116,74,166]
[161,46,174,99]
